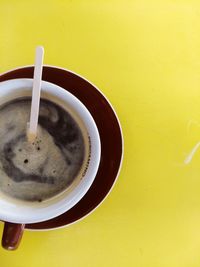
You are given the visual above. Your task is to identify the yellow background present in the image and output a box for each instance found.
[1,0,200,266]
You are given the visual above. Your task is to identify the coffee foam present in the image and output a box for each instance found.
[0,98,85,202]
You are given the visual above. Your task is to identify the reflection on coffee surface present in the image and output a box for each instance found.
[0,98,85,202]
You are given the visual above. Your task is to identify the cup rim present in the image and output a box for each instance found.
[0,78,101,224]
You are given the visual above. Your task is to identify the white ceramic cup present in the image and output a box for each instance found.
[0,78,101,249]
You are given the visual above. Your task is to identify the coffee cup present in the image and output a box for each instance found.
[0,78,101,250]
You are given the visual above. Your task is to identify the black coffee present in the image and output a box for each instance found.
[0,98,85,202]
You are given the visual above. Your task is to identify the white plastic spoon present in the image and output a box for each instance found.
[27,46,44,142]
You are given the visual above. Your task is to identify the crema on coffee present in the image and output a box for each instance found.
[0,98,85,202]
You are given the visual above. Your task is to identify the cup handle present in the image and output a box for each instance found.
[2,222,25,250]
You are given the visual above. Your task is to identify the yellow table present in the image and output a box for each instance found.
[1,0,200,266]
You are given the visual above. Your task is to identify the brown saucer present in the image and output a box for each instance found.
[0,66,123,230]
